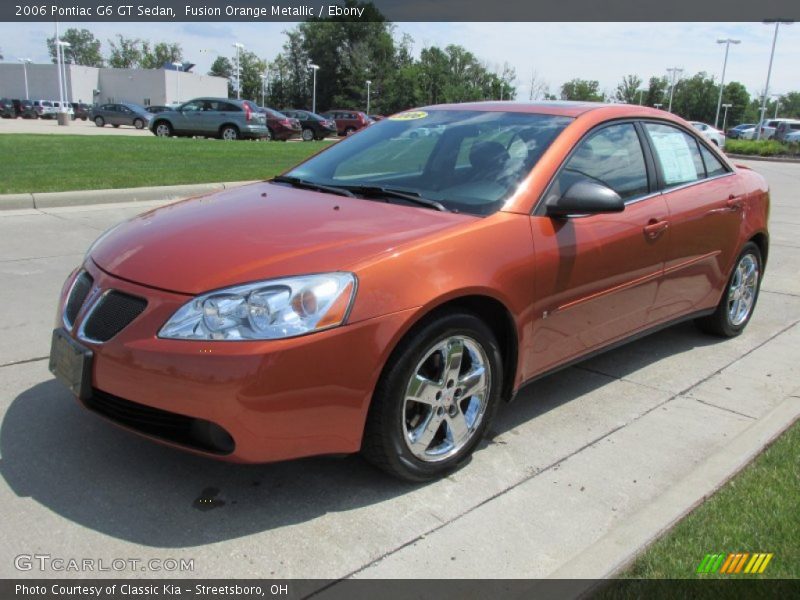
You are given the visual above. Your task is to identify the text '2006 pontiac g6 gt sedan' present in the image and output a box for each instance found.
[50,102,769,481]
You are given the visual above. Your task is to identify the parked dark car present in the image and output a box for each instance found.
[726,123,756,139]
[12,99,37,119]
[149,98,268,140]
[257,106,302,141]
[71,102,90,121]
[321,109,371,135]
[90,103,153,129]
[146,105,174,114]
[0,98,17,118]
[280,109,337,141]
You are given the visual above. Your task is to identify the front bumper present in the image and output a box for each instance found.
[55,260,415,463]
[272,127,302,141]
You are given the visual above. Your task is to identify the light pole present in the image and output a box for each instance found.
[714,38,740,129]
[17,58,31,100]
[172,62,182,103]
[366,79,371,114]
[260,73,267,106]
[233,42,244,99]
[757,20,793,140]
[721,103,732,133]
[308,63,319,113]
[771,93,782,119]
[636,88,646,105]
[666,67,683,113]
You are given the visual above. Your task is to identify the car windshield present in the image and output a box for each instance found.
[285,110,572,215]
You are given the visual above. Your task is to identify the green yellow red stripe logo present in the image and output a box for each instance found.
[697,552,773,574]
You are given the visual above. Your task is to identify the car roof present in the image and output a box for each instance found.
[412,100,672,119]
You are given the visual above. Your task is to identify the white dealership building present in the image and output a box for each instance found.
[0,62,227,105]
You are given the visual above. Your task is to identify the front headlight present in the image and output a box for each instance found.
[158,272,357,341]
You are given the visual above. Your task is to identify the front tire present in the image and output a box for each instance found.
[696,242,762,338]
[154,121,173,137]
[362,312,503,481]
[94,116,104,127]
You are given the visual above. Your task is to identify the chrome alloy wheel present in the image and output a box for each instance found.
[155,123,171,137]
[728,253,759,326]
[402,336,491,462]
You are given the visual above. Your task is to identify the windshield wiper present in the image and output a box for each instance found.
[271,175,356,198]
[342,185,449,212]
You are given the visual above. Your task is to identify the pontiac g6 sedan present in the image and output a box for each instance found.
[50,102,769,481]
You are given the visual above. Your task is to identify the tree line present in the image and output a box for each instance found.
[45,28,183,70]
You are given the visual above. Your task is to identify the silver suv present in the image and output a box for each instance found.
[149,98,268,140]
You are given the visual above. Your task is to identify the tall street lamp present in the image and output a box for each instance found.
[233,42,244,99]
[666,67,683,113]
[366,79,372,114]
[771,93,782,119]
[757,20,793,140]
[713,38,740,129]
[721,103,732,133]
[308,63,319,113]
[172,62,183,103]
[260,72,268,106]
[636,88,646,105]
[17,58,31,100]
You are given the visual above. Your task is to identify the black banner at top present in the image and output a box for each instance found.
[3,0,800,22]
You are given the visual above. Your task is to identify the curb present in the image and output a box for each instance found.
[543,392,800,588]
[726,153,800,164]
[0,180,261,211]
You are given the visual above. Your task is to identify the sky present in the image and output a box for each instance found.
[1,21,798,99]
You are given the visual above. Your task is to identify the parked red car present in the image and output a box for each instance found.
[256,105,302,141]
[51,102,768,481]
[321,109,371,135]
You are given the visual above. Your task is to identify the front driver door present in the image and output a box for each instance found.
[526,122,669,378]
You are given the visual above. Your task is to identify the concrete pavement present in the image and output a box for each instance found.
[0,160,798,583]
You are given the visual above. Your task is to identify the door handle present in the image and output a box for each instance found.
[726,195,744,210]
[643,219,669,239]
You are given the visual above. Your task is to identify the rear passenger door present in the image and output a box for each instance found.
[642,122,742,320]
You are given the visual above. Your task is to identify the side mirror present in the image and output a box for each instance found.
[545,181,624,218]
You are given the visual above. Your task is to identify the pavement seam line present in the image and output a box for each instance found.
[687,396,757,420]
[306,318,800,593]
[0,356,49,369]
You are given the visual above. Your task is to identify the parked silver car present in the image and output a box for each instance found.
[90,103,153,129]
[148,98,269,140]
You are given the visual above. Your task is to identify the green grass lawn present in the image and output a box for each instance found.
[621,420,799,579]
[0,134,328,194]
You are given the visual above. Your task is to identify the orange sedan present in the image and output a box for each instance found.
[50,102,769,481]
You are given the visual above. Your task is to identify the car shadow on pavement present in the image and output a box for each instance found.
[0,321,722,548]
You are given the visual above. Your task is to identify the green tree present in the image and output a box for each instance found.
[107,35,143,68]
[645,76,668,108]
[209,56,234,97]
[719,81,750,127]
[777,91,800,119]
[47,28,103,67]
[615,74,643,104]
[140,42,183,70]
[560,79,603,101]
[670,72,718,122]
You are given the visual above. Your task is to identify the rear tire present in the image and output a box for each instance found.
[362,311,503,482]
[696,242,762,338]
[220,125,239,141]
[345,126,356,136]
[94,116,104,127]
[133,118,145,130]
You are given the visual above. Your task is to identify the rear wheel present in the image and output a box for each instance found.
[133,118,145,130]
[94,116,104,127]
[265,128,274,141]
[696,242,762,338]
[301,127,314,142]
[362,312,502,481]
[345,126,356,136]
[154,121,172,137]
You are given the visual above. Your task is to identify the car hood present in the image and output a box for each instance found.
[90,182,474,295]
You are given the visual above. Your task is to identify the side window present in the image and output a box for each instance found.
[699,144,727,177]
[182,101,203,112]
[553,123,649,201]
[644,123,705,187]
